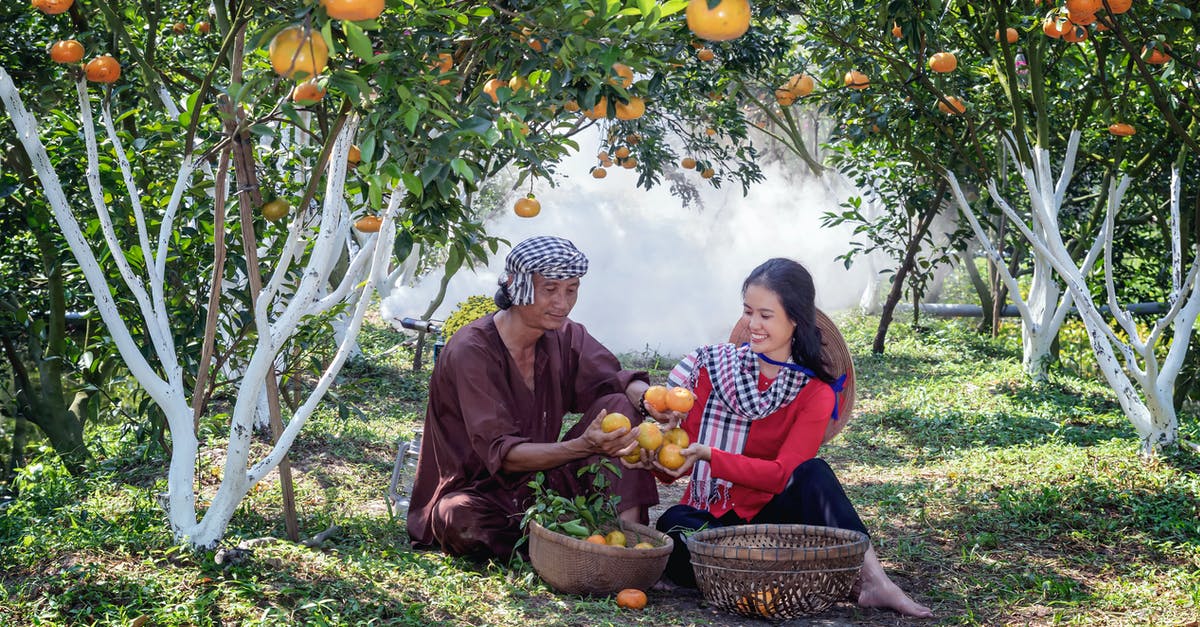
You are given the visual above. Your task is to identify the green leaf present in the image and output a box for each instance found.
[343,21,375,62]
[404,107,420,134]
[450,158,475,183]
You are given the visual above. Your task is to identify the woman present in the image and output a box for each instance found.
[635,258,932,618]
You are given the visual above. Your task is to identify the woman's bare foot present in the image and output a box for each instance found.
[856,546,933,618]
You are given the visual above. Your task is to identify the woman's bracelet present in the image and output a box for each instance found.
[637,392,651,417]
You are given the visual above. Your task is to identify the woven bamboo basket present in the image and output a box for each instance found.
[528,520,673,595]
[729,307,856,444]
[688,524,868,620]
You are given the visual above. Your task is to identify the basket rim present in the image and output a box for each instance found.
[687,523,868,563]
[528,519,674,557]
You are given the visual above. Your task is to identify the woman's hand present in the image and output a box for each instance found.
[617,446,656,471]
[653,443,711,478]
[644,404,688,430]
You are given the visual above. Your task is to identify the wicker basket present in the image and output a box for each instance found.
[528,520,673,595]
[688,524,868,620]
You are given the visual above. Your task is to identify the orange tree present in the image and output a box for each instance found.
[780,0,1199,451]
[0,0,778,546]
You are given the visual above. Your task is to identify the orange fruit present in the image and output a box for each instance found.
[1143,45,1170,64]
[84,56,121,83]
[705,127,717,136]
[774,89,795,107]
[1108,122,1135,136]
[643,385,669,412]
[196,21,211,34]
[1065,0,1101,15]
[685,0,751,42]
[663,427,689,448]
[891,22,902,38]
[844,70,869,89]
[697,47,715,62]
[432,52,453,73]
[615,588,648,610]
[634,541,655,549]
[1062,24,1088,43]
[929,51,957,73]
[49,40,84,64]
[583,96,610,120]
[666,387,695,412]
[600,412,631,433]
[1106,0,1131,13]
[611,63,634,88]
[513,196,541,218]
[354,215,383,232]
[996,27,1019,44]
[605,530,627,547]
[291,79,326,104]
[658,443,685,470]
[626,133,641,144]
[1043,13,1071,38]
[636,422,663,451]
[508,75,529,92]
[173,22,188,34]
[680,157,697,169]
[785,74,814,97]
[586,534,607,545]
[261,198,289,221]
[592,167,608,179]
[563,100,580,112]
[615,97,646,120]
[621,158,638,169]
[321,0,385,21]
[614,146,630,159]
[700,167,715,179]
[34,0,72,14]
[482,78,506,103]
[937,95,966,115]
[347,145,362,164]
[622,448,642,464]
[269,25,329,79]
[1068,10,1096,25]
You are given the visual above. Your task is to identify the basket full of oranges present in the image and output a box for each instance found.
[527,520,673,595]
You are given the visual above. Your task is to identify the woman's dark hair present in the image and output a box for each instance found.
[742,258,835,383]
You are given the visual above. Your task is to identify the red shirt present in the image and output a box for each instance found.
[663,367,835,520]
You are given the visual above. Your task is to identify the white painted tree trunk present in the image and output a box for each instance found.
[946,132,1087,382]
[1,67,402,546]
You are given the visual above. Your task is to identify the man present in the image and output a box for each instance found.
[406,236,662,560]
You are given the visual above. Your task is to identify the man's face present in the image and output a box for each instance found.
[514,273,580,331]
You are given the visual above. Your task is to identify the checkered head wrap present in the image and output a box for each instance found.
[498,236,589,306]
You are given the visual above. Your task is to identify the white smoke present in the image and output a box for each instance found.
[381,128,873,357]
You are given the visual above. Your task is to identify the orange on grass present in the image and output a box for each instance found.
[685,0,751,42]
[84,56,121,83]
[615,588,648,610]
[291,79,326,104]
[600,412,631,433]
[269,25,329,79]
[605,530,627,547]
[592,167,608,179]
[680,157,697,169]
[666,387,695,412]
[937,95,966,115]
[663,427,689,448]
[354,215,383,232]
[929,51,957,73]
[636,422,663,451]
[697,47,715,62]
[658,443,685,470]
[844,70,869,89]
[611,63,634,88]
[321,0,385,21]
[261,198,289,221]
[585,534,607,545]
[513,195,541,218]
[615,97,646,121]
[49,40,84,64]
[644,385,669,412]
[1108,122,1136,136]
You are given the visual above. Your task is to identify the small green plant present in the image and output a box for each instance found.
[441,295,498,340]
[520,460,623,539]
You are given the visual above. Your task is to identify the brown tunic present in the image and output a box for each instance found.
[406,313,657,559]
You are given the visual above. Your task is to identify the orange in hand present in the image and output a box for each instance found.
[636,422,663,451]
[665,387,695,412]
[658,443,685,470]
[643,385,668,412]
[663,427,689,448]
[601,412,631,433]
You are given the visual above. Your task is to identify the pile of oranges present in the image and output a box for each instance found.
[601,386,695,470]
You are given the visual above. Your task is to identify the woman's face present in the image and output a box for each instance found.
[742,283,796,362]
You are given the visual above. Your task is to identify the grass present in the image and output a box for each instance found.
[1,311,1198,626]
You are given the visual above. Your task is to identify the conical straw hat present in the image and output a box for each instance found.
[727,308,855,444]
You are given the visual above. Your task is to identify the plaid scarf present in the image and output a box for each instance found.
[668,343,808,511]
[497,236,589,306]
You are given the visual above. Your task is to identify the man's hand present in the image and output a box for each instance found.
[644,404,688,430]
[581,410,640,458]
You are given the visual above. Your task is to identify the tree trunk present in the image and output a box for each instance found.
[960,244,994,334]
[3,413,28,486]
[872,182,947,353]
